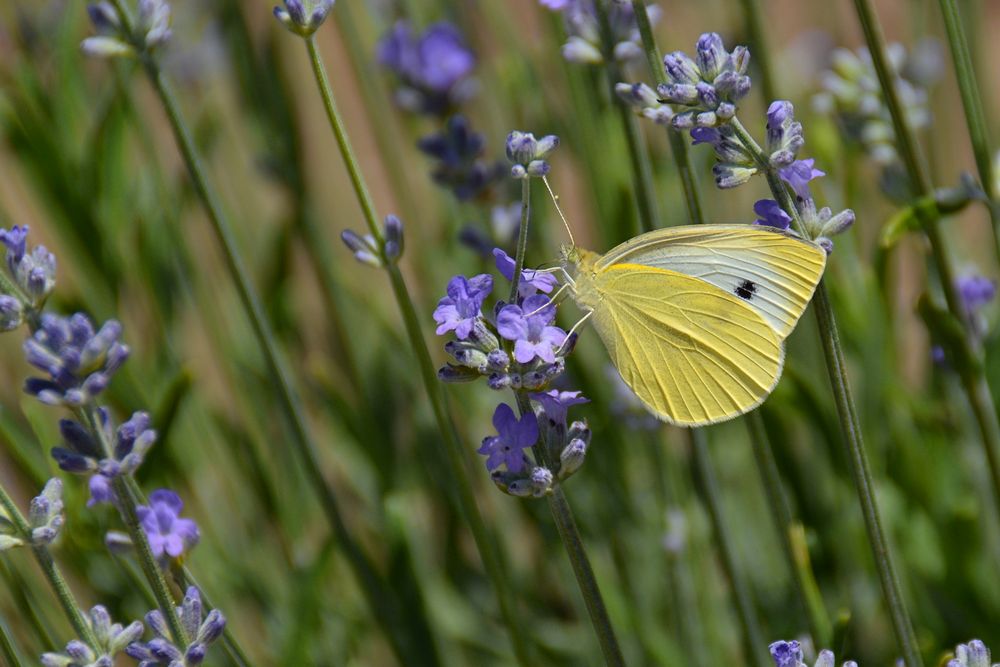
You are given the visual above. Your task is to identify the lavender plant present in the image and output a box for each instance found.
[5,0,1000,664]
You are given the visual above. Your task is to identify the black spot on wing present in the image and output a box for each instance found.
[735,279,756,301]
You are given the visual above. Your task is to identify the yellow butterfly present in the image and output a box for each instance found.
[560,224,826,427]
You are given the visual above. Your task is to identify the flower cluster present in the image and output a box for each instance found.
[41,605,143,667]
[273,0,335,37]
[417,116,506,201]
[377,21,477,116]
[657,33,751,129]
[506,131,560,180]
[541,0,660,65]
[769,640,855,667]
[0,225,56,324]
[127,587,225,666]
[52,410,157,507]
[949,639,999,667]
[82,0,172,58]
[23,313,130,407]
[813,42,938,167]
[0,478,64,551]
[434,148,591,496]
[340,215,405,267]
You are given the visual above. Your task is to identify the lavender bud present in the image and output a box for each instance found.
[340,230,382,268]
[695,33,727,80]
[814,649,836,667]
[87,3,120,31]
[486,349,510,371]
[0,535,24,551]
[104,530,133,554]
[273,0,334,37]
[663,52,700,84]
[713,164,757,189]
[562,37,603,64]
[438,364,480,382]
[81,36,134,58]
[65,640,95,662]
[382,215,404,261]
[559,438,587,477]
[0,295,23,331]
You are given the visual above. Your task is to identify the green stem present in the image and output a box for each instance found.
[594,0,658,236]
[547,485,625,667]
[0,614,24,667]
[688,430,768,667]
[509,178,531,303]
[937,0,1000,261]
[730,118,923,667]
[1,559,58,650]
[121,477,254,667]
[104,1,407,658]
[629,0,704,226]
[508,190,622,664]
[746,411,832,647]
[849,0,1000,544]
[304,31,534,666]
[0,483,99,650]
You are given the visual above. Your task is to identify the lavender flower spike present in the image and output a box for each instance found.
[506,130,559,179]
[24,313,129,407]
[659,32,751,129]
[477,403,538,472]
[41,605,143,667]
[127,587,225,666]
[136,489,200,562]
[433,274,493,340]
[497,295,567,364]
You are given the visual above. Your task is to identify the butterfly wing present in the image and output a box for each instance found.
[588,263,784,427]
[595,225,826,339]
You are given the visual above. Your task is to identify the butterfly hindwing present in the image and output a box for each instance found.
[590,263,784,427]
[595,225,826,339]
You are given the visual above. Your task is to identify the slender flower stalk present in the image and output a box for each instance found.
[689,430,768,667]
[96,1,418,660]
[302,31,534,666]
[728,115,923,667]
[937,0,1000,262]
[0,482,100,651]
[628,0,703,224]
[507,176,624,667]
[593,0,658,235]
[0,614,23,667]
[70,404,188,648]
[848,0,1000,562]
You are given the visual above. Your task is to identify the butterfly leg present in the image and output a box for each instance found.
[558,310,593,354]
[523,284,571,319]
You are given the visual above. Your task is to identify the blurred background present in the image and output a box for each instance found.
[1,0,999,664]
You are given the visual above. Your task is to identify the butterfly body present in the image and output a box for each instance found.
[563,225,826,427]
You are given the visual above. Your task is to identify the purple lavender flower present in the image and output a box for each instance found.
[497,295,567,364]
[477,403,538,472]
[538,0,573,9]
[433,274,493,340]
[137,490,199,561]
[493,248,558,297]
[779,158,825,199]
[769,640,803,667]
[127,587,225,666]
[377,21,476,115]
[753,199,792,230]
[957,275,996,313]
[530,389,589,426]
[24,313,129,407]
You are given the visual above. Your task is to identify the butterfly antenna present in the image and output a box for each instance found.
[543,175,575,247]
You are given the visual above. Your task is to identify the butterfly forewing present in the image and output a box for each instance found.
[589,263,784,427]
[595,225,826,339]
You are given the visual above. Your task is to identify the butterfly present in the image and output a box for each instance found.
[560,224,826,427]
